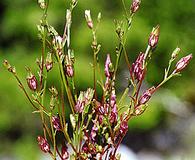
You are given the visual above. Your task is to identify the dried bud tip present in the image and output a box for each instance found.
[130,0,141,13]
[85,10,93,29]
[148,25,160,48]
[174,54,192,73]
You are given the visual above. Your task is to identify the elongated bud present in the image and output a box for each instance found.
[45,52,53,72]
[148,25,160,48]
[65,55,74,77]
[131,52,145,81]
[37,136,50,153]
[130,0,141,13]
[52,116,61,131]
[138,86,155,105]
[171,47,180,60]
[26,72,38,91]
[85,10,93,29]
[174,54,192,73]
[61,145,69,160]
[119,120,128,135]
[105,54,114,78]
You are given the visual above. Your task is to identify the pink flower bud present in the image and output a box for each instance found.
[27,74,38,91]
[52,116,61,131]
[45,52,53,72]
[138,86,155,105]
[105,54,112,78]
[131,52,145,81]
[148,25,160,48]
[61,145,69,160]
[85,10,93,29]
[174,54,192,73]
[66,65,74,77]
[130,0,141,13]
[119,120,128,135]
[37,136,50,153]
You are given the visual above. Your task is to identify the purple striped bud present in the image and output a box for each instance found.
[52,116,61,131]
[27,73,38,91]
[174,54,192,73]
[91,121,98,141]
[66,65,74,77]
[130,0,141,13]
[105,54,112,78]
[119,120,128,135]
[61,145,69,160]
[37,136,50,153]
[131,52,145,81]
[138,86,155,105]
[148,25,160,48]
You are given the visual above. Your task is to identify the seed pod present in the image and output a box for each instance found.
[37,136,50,153]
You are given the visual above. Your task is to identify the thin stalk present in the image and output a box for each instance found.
[57,54,75,114]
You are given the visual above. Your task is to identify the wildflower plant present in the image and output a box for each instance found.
[3,0,192,159]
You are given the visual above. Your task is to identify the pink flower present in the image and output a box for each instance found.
[105,54,112,78]
[61,145,69,160]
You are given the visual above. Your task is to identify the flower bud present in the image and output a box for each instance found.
[38,0,46,9]
[130,0,141,13]
[37,136,50,153]
[174,54,192,73]
[148,25,160,48]
[53,35,65,50]
[52,116,61,131]
[171,47,180,59]
[105,54,113,78]
[27,73,38,91]
[61,145,69,160]
[138,86,155,105]
[3,60,16,75]
[45,52,53,72]
[65,55,74,77]
[119,120,128,135]
[131,52,145,81]
[85,10,93,29]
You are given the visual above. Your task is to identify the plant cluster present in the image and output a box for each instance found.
[3,0,192,159]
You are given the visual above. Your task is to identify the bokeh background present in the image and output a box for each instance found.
[0,0,195,159]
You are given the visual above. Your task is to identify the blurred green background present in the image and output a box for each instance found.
[0,0,195,159]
